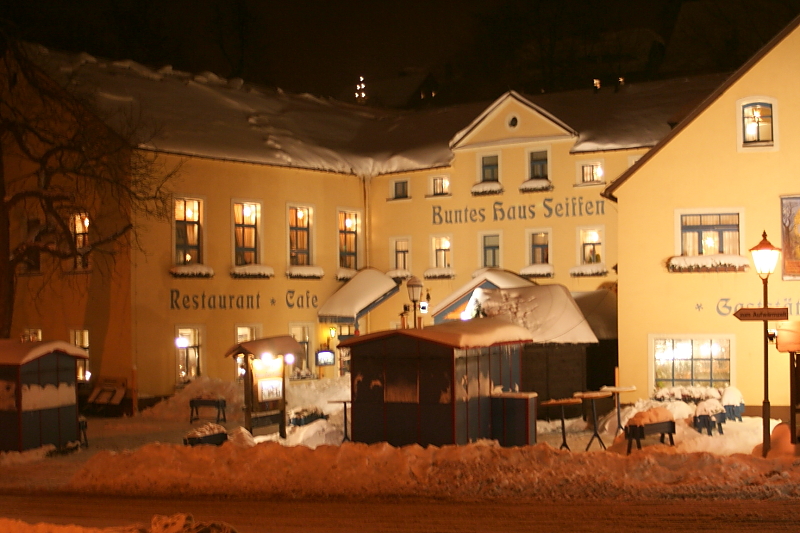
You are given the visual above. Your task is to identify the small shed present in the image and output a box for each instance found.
[338,317,534,447]
[0,340,88,452]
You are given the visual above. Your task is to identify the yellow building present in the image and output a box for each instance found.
[5,45,723,403]
[606,15,800,416]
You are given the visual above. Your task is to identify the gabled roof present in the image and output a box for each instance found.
[317,268,399,324]
[603,14,800,202]
[430,268,534,319]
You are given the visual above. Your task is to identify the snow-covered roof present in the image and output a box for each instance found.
[571,289,618,340]
[317,268,399,323]
[338,317,534,349]
[0,340,88,366]
[30,44,727,178]
[468,285,599,344]
[430,268,534,317]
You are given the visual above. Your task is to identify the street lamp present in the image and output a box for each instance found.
[750,230,781,458]
[407,276,423,328]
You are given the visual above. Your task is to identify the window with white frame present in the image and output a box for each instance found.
[175,198,202,265]
[481,155,499,182]
[737,97,778,152]
[71,212,90,270]
[234,325,258,381]
[433,236,452,268]
[529,231,550,264]
[431,175,450,196]
[289,206,311,266]
[579,228,603,264]
[393,238,409,270]
[482,233,500,268]
[579,161,604,184]
[290,324,312,377]
[392,180,409,199]
[653,336,731,389]
[71,329,90,382]
[175,327,201,384]
[680,213,740,256]
[338,211,358,269]
[529,150,548,180]
[233,202,259,266]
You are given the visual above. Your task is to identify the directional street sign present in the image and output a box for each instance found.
[733,307,789,321]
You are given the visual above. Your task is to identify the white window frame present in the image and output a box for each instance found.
[647,333,736,394]
[736,96,778,153]
[232,199,262,267]
[431,234,453,269]
[287,203,315,266]
[175,325,204,385]
[673,207,745,257]
[477,231,502,269]
[234,324,261,381]
[526,147,550,181]
[173,196,206,266]
[390,236,412,270]
[575,159,605,186]
[337,208,363,270]
[390,179,410,200]
[289,322,316,377]
[526,227,552,265]
[477,152,501,184]
[71,329,90,382]
[576,225,604,265]
[71,212,90,271]
[429,174,451,197]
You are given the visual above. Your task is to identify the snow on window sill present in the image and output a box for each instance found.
[667,254,750,273]
[471,181,503,196]
[569,263,607,277]
[286,265,325,279]
[424,267,455,280]
[336,267,357,281]
[170,264,215,278]
[519,263,554,278]
[519,179,553,193]
[230,265,275,279]
[574,181,606,188]
[386,269,411,283]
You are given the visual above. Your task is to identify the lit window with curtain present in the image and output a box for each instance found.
[481,155,499,182]
[175,198,202,265]
[289,206,311,266]
[338,211,358,269]
[394,239,409,270]
[654,337,731,389]
[742,103,773,144]
[71,213,90,270]
[580,228,602,264]
[482,234,500,268]
[680,214,740,256]
[581,163,604,183]
[176,327,201,384]
[530,232,549,264]
[433,236,451,268]
[234,202,259,266]
[71,329,90,382]
[432,176,450,196]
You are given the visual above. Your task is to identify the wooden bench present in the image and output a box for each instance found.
[624,420,676,455]
[694,412,725,435]
[189,397,227,423]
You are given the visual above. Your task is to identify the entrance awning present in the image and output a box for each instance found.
[317,268,399,324]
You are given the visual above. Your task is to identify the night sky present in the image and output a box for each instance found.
[3,1,800,105]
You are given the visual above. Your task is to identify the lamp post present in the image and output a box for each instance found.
[407,276,423,329]
[750,230,781,458]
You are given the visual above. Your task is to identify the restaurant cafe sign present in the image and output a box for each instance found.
[432,196,605,226]
[170,289,321,310]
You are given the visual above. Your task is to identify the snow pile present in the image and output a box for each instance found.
[695,399,725,417]
[626,406,673,426]
[139,377,244,422]
[0,513,236,533]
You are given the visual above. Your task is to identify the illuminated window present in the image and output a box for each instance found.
[432,176,450,196]
[338,211,358,269]
[482,234,500,268]
[175,327,201,385]
[234,202,259,266]
[580,228,602,265]
[289,206,311,266]
[530,232,550,264]
[234,325,257,381]
[481,155,499,182]
[529,151,548,180]
[433,236,451,268]
[71,329,90,382]
[580,162,604,184]
[680,213,740,256]
[175,198,202,265]
[394,238,409,270]
[21,328,42,342]
[742,103,773,144]
[290,324,312,376]
[653,337,731,389]
[71,213,90,270]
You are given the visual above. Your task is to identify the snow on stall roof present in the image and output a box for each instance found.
[317,268,399,322]
[430,268,534,316]
[0,340,88,366]
[338,316,534,349]
[571,288,618,340]
[469,285,598,344]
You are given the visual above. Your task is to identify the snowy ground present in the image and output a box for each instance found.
[2,375,800,532]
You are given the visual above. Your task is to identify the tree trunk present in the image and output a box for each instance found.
[0,143,15,339]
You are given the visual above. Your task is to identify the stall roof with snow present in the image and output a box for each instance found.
[317,268,400,325]
[431,268,534,323]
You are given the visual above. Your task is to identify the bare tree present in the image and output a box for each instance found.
[0,23,179,338]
